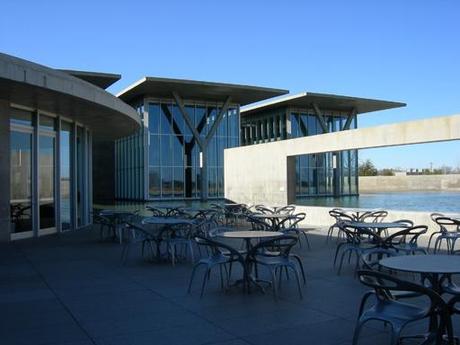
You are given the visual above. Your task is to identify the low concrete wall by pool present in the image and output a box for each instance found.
[359,174,460,193]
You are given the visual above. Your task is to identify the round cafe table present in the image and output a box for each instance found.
[380,255,460,294]
[218,231,283,291]
[342,208,378,221]
[346,221,409,237]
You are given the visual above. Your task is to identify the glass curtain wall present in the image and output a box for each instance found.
[147,101,239,200]
[9,107,91,240]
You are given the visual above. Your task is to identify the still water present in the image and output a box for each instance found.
[296,192,460,213]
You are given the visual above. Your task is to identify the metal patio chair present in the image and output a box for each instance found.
[327,209,354,242]
[383,225,428,255]
[353,270,454,345]
[427,212,446,252]
[188,236,245,297]
[433,217,460,254]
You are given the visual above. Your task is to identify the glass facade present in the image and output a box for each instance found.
[115,99,239,200]
[9,106,92,240]
[241,106,359,199]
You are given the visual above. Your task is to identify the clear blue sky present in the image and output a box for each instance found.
[1,0,459,170]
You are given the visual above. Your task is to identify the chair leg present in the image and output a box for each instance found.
[188,262,203,293]
[200,268,211,298]
[292,255,306,285]
[352,320,366,345]
[427,232,440,251]
[303,232,311,249]
[289,265,303,299]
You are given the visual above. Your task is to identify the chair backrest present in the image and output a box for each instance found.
[194,236,244,261]
[276,205,296,215]
[430,212,445,223]
[255,205,275,215]
[434,217,460,233]
[361,210,388,223]
[246,214,272,230]
[248,235,298,258]
[277,212,306,230]
[393,219,414,227]
[146,206,166,217]
[360,248,398,271]
[329,209,354,222]
[194,218,219,237]
[357,270,445,312]
[339,222,384,246]
[124,222,153,243]
[384,225,427,247]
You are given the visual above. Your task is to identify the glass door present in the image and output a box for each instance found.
[38,133,56,234]
[10,130,34,240]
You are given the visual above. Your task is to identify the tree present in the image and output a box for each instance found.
[359,159,378,176]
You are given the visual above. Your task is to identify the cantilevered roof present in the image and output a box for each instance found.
[241,92,406,116]
[0,53,140,140]
[58,69,121,89]
[117,77,288,105]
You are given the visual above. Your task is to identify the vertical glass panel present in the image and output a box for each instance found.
[290,113,299,138]
[60,122,72,231]
[39,115,55,131]
[161,167,173,197]
[183,105,194,137]
[149,167,161,198]
[10,131,33,233]
[76,127,84,227]
[173,167,184,197]
[11,108,33,126]
[160,135,171,166]
[148,103,160,134]
[172,104,184,135]
[39,135,55,229]
[173,136,183,167]
[208,168,217,197]
[149,134,160,166]
[195,106,206,137]
[299,114,308,136]
[206,106,217,137]
[160,103,172,134]
[308,115,317,135]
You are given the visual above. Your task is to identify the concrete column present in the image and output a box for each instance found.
[92,140,115,203]
[0,100,10,241]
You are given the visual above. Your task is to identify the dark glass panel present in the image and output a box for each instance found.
[10,108,33,126]
[160,103,172,134]
[39,135,55,229]
[173,167,184,197]
[172,104,185,135]
[149,167,161,198]
[173,135,184,167]
[195,106,206,138]
[10,131,33,233]
[183,105,194,136]
[308,115,317,135]
[149,134,160,166]
[160,135,172,166]
[40,115,55,131]
[148,103,160,134]
[291,113,299,138]
[208,167,217,197]
[161,167,173,197]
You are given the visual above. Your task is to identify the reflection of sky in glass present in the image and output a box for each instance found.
[60,130,70,178]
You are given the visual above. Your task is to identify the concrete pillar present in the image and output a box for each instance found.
[92,140,115,203]
[286,156,296,205]
[0,100,10,241]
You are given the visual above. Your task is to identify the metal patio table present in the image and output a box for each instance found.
[217,230,283,292]
[380,255,460,344]
[342,208,379,221]
[346,221,409,237]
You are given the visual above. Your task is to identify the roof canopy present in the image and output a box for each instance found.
[117,77,288,105]
[0,53,140,140]
[59,70,121,89]
[241,92,406,116]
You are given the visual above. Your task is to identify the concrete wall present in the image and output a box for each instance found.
[0,100,10,241]
[225,114,460,205]
[92,140,115,203]
[359,174,460,193]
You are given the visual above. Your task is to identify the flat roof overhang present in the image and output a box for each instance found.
[241,92,406,116]
[58,69,121,89]
[117,77,289,105]
[0,53,140,140]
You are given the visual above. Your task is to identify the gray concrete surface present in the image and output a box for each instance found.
[0,226,458,345]
[92,140,116,203]
[225,114,460,205]
[359,174,460,193]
